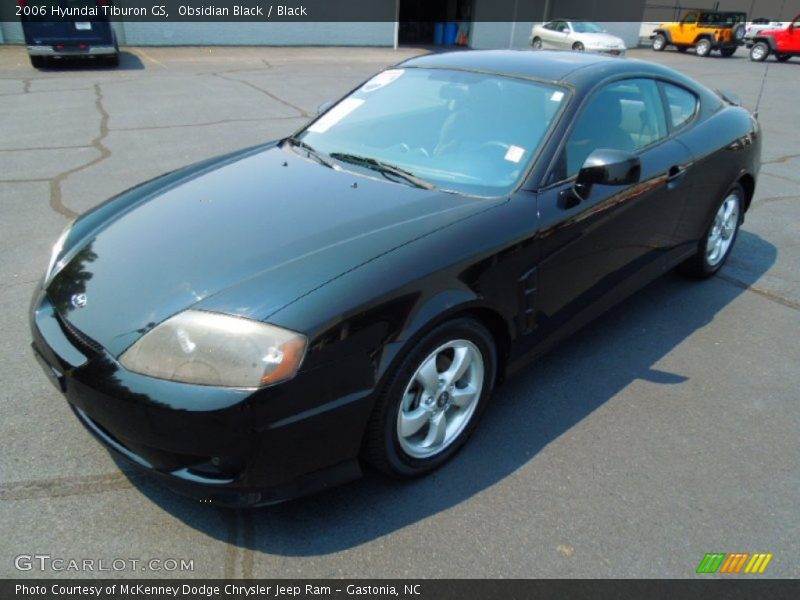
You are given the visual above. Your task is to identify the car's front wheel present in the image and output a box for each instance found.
[652,33,667,51]
[363,318,496,477]
[695,38,713,57]
[572,42,585,52]
[750,41,770,61]
[679,183,744,278]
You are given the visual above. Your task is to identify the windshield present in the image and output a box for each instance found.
[294,68,567,196]
[571,22,605,33]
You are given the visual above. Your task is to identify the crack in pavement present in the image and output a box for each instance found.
[47,83,112,219]
[752,194,798,209]
[762,152,800,165]
[716,272,800,311]
[0,472,139,502]
[211,70,311,119]
[111,115,302,132]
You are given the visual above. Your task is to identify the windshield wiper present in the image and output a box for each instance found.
[328,153,436,190]
[286,137,336,169]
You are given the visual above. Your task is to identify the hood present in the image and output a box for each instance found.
[577,32,625,47]
[47,144,500,357]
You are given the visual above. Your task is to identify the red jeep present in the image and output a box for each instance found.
[749,14,800,61]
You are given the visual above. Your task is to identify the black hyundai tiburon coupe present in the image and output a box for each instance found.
[31,50,760,506]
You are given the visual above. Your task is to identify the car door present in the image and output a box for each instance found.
[787,17,800,52]
[533,78,692,340]
[678,13,699,44]
[555,21,573,48]
[539,22,560,48]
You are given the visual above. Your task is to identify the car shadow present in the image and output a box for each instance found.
[35,50,144,71]
[122,230,775,556]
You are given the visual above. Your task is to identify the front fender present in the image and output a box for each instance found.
[753,35,777,51]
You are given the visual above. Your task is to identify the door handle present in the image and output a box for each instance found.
[667,165,686,189]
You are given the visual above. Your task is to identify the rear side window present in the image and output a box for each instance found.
[661,83,698,130]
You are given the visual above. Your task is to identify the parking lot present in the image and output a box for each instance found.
[0,44,798,578]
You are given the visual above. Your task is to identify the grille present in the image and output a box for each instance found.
[56,313,106,355]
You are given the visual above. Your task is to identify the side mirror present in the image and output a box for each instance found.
[317,100,334,115]
[574,148,641,199]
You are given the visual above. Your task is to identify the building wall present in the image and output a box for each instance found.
[1,21,24,44]
[0,20,394,47]
[121,22,394,46]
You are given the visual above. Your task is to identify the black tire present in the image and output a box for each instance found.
[652,33,667,51]
[776,53,791,62]
[750,41,770,62]
[720,47,737,57]
[695,38,712,57]
[532,37,542,49]
[103,53,120,67]
[732,24,746,43]
[29,55,47,69]
[362,318,497,478]
[572,41,585,52]
[676,45,688,53]
[678,183,744,279]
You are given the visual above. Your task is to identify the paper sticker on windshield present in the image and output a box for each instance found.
[504,145,525,164]
[550,91,565,102]
[362,69,404,93]
[309,98,365,133]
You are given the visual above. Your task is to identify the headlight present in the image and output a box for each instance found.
[119,310,307,388]
[43,221,74,287]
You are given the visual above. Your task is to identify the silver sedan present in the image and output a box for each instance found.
[530,20,627,55]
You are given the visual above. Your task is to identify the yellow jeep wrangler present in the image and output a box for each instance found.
[651,11,747,57]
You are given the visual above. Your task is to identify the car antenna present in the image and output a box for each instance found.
[754,0,787,119]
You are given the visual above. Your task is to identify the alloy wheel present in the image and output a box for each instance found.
[706,192,740,267]
[396,340,484,459]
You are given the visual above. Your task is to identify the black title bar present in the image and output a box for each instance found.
[3,579,800,600]
[2,0,655,23]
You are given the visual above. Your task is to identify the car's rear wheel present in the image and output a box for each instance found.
[750,41,770,61]
[776,53,791,62]
[103,53,120,67]
[532,37,543,49]
[362,318,496,477]
[720,47,737,57]
[29,55,47,69]
[679,183,743,278]
[572,42,585,52]
[652,33,667,51]
[695,38,713,57]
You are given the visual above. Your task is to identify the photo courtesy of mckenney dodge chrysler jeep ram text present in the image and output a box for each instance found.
[30,50,761,507]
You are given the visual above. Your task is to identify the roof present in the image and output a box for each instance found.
[401,50,614,83]
[400,49,680,88]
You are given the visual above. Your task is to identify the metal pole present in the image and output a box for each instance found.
[394,0,399,49]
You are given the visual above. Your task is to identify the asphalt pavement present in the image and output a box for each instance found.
[0,44,798,578]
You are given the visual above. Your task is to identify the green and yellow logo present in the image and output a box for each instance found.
[696,552,773,574]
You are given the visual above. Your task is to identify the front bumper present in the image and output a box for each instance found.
[27,45,117,58]
[30,294,373,507]
[587,48,626,56]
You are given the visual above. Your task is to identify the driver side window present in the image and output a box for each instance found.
[563,79,668,177]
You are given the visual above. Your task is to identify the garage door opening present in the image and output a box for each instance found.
[398,0,473,47]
